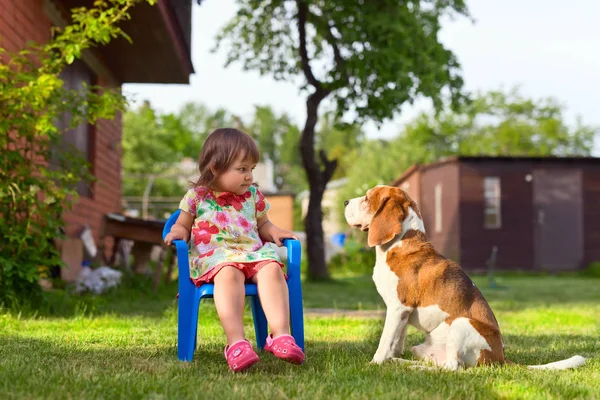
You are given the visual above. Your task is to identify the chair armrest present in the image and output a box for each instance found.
[162,209,181,239]
[172,239,190,284]
[282,238,301,281]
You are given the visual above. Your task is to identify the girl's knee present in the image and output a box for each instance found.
[255,262,285,281]
[214,266,245,283]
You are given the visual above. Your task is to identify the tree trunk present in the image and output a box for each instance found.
[304,181,328,280]
[300,90,336,280]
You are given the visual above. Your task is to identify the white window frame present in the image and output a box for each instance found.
[484,177,501,229]
[434,183,442,233]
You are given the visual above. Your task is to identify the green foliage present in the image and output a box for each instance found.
[246,105,308,192]
[122,101,249,215]
[402,88,598,157]
[122,102,298,199]
[581,261,600,278]
[292,198,304,231]
[327,239,376,277]
[316,112,364,180]
[215,0,469,122]
[122,103,188,198]
[122,101,365,202]
[336,138,416,226]
[123,104,180,172]
[175,102,243,159]
[0,0,155,307]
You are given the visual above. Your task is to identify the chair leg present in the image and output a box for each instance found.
[250,296,268,349]
[288,280,305,351]
[178,291,200,362]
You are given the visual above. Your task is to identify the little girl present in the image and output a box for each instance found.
[164,128,305,372]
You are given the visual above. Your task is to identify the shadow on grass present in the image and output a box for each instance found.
[303,275,600,313]
[0,331,597,400]
[17,276,180,320]
[10,274,600,322]
[499,333,598,365]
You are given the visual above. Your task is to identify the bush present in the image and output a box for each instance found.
[581,261,600,278]
[0,0,155,308]
[328,239,376,276]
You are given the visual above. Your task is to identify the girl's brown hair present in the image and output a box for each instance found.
[193,128,260,188]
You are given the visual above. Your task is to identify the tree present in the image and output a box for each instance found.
[316,112,364,181]
[174,102,244,160]
[215,0,469,279]
[247,105,302,190]
[0,0,156,306]
[122,102,244,200]
[247,106,362,192]
[336,138,415,236]
[122,102,185,214]
[402,88,598,157]
[275,120,306,192]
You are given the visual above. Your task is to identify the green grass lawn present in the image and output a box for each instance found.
[1,274,599,399]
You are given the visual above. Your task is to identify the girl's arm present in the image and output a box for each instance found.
[257,214,298,246]
[164,210,194,245]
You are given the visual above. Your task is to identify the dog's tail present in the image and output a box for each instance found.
[506,355,586,370]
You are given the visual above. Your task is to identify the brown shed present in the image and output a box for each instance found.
[392,156,600,271]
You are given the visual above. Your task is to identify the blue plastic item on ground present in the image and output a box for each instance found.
[331,232,346,247]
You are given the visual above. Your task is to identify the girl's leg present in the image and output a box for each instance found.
[252,262,289,337]
[213,266,246,346]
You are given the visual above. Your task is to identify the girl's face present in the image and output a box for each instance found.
[212,154,256,194]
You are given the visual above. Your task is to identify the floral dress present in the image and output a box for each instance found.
[179,184,282,285]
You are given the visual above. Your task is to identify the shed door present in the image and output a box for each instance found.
[533,169,583,270]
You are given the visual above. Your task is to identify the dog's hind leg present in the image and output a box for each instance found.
[391,322,409,357]
[411,342,447,365]
[443,317,494,370]
[411,323,450,366]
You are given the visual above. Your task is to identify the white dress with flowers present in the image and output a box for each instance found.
[178,184,282,282]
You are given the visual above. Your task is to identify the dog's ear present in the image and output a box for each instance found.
[367,196,404,247]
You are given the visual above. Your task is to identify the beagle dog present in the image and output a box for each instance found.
[344,185,585,370]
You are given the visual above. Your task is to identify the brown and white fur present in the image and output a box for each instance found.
[344,185,586,371]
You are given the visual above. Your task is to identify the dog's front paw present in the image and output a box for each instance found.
[443,359,460,371]
[370,352,390,365]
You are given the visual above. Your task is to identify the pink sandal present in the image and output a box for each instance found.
[264,334,305,365]
[224,339,260,372]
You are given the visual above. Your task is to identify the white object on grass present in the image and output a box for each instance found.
[74,266,123,294]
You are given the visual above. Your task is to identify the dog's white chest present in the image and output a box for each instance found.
[373,249,401,306]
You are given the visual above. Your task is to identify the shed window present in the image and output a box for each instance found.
[484,177,501,229]
[434,183,442,233]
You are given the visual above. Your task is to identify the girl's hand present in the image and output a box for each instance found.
[164,211,194,245]
[164,226,188,246]
[269,226,299,247]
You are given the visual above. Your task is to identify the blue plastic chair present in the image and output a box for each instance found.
[162,209,305,362]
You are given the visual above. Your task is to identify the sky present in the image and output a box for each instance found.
[123,0,600,154]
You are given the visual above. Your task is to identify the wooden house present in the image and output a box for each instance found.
[1,0,194,279]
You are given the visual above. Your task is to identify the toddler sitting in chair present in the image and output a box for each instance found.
[164,128,304,372]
